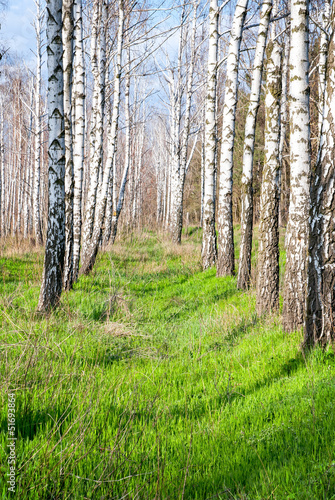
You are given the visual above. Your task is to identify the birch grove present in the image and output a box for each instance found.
[1,0,335,349]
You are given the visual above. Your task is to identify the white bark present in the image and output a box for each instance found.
[217,0,248,277]
[38,0,65,311]
[305,5,335,346]
[318,0,331,140]
[33,0,43,245]
[237,0,272,289]
[256,37,282,315]
[201,0,219,269]
[0,105,3,238]
[170,0,198,244]
[278,38,289,226]
[72,0,85,282]
[282,0,310,332]
[81,0,107,257]
[80,0,124,274]
[23,80,35,239]
[63,0,74,290]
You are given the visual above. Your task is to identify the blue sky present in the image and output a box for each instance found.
[1,0,36,65]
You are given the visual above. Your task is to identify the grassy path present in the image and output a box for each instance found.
[1,231,335,499]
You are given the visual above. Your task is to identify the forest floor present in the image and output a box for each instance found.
[1,228,335,499]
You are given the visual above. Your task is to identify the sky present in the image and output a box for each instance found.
[1,0,36,66]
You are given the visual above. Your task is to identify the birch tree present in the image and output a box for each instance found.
[256,27,282,315]
[81,0,107,260]
[201,0,219,269]
[38,0,65,311]
[237,0,272,289]
[104,45,131,244]
[63,0,74,291]
[170,0,198,244]
[33,0,44,246]
[304,5,335,346]
[80,0,124,275]
[216,0,248,277]
[318,0,331,141]
[282,0,310,332]
[72,0,85,283]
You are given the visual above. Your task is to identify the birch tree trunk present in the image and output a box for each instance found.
[38,0,65,311]
[201,0,218,269]
[63,0,74,291]
[0,108,2,238]
[278,39,289,227]
[237,0,272,289]
[0,103,5,237]
[318,0,331,141]
[171,0,197,244]
[304,6,335,346]
[24,81,35,239]
[33,0,44,246]
[216,0,248,277]
[80,0,124,275]
[72,0,85,283]
[256,38,282,315]
[105,47,131,245]
[282,0,311,332]
[81,0,107,258]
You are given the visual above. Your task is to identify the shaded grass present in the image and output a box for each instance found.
[1,228,335,499]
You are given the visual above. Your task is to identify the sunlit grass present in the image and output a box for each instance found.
[1,228,335,499]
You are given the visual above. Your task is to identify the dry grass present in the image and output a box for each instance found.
[0,236,43,258]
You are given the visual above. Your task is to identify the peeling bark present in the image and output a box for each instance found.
[80,0,124,275]
[72,0,85,283]
[201,0,218,269]
[304,8,335,346]
[282,0,311,332]
[38,0,65,311]
[237,0,272,289]
[63,0,74,291]
[217,0,248,277]
[256,38,282,315]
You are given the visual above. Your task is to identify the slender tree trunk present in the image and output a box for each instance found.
[318,0,331,141]
[201,0,219,269]
[38,0,65,311]
[256,38,282,315]
[105,47,131,244]
[1,103,5,237]
[0,108,2,238]
[63,0,74,291]
[81,0,107,258]
[72,0,85,282]
[80,0,124,275]
[278,39,289,227]
[216,0,248,277]
[237,0,272,289]
[33,0,44,246]
[282,0,310,332]
[304,6,335,346]
[171,0,197,244]
[24,81,35,239]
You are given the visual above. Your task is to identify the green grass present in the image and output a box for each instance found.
[1,229,335,499]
